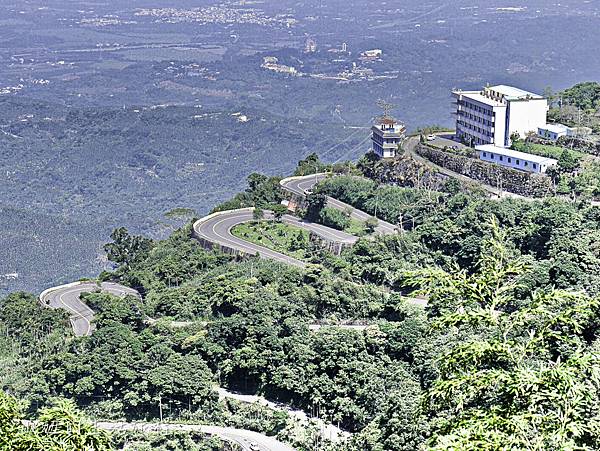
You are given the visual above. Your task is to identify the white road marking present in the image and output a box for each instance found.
[59,287,93,336]
[44,283,139,337]
[206,212,304,266]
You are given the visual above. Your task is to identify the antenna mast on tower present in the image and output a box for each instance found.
[376,99,395,123]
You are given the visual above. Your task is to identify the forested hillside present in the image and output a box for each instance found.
[3,156,600,449]
[0,98,363,296]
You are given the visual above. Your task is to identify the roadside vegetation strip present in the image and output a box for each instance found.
[216,388,350,444]
[280,173,398,235]
[511,139,585,160]
[96,421,296,451]
[231,220,310,260]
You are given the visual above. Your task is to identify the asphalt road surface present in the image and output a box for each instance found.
[216,388,350,444]
[96,422,295,451]
[194,209,308,268]
[280,174,398,235]
[193,207,357,266]
[39,281,140,336]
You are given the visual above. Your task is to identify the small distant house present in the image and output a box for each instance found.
[538,123,593,141]
[475,144,557,174]
[361,49,383,59]
[537,123,573,141]
[371,118,406,158]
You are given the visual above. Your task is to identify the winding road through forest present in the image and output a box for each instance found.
[192,207,357,268]
[192,174,396,266]
[36,136,590,449]
[281,174,397,235]
[39,281,140,336]
[37,173,401,450]
[40,173,407,337]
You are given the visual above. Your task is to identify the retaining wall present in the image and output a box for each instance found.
[415,144,555,198]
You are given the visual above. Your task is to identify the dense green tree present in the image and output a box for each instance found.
[562,81,600,111]
[111,430,228,451]
[0,391,111,450]
[104,227,154,268]
[304,192,327,220]
[213,173,283,212]
[408,226,600,450]
[319,207,350,230]
[294,153,331,176]
[557,148,580,172]
[270,203,288,221]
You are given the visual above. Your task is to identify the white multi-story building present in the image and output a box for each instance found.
[371,118,406,158]
[476,144,557,174]
[453,85,548,148]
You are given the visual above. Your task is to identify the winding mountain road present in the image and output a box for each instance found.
[38,283,297,450]
[35,172,428,451]
[192,173,397,267]
[39,281,140,336]
[280,174,398,235]
[192,207,357,269]
[41,172,417,339]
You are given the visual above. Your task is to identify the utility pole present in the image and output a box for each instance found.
[159,394,163,423]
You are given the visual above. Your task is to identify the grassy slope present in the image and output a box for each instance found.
[231,220,310,259]
[512,140,584,160]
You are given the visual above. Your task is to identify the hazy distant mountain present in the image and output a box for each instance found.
[1,0,599,293]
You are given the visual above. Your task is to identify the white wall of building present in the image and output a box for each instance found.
[477,145,557,174]
[505,99,548,145]
[371,123,404,158]
[538,126,569,141]
[454,91,506,147]
[454,85,548,148]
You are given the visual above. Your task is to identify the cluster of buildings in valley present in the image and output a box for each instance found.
[371,83,591,175]
[79,16,137,27]
[261,57,299,76]
[261,40,388,81]
[134,6,296,28]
